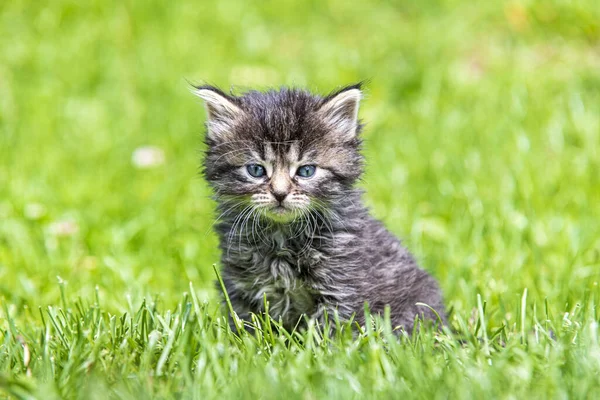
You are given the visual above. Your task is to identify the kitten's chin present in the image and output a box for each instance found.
[264,206,296,223]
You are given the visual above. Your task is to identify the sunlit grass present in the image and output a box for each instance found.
[2,281,599,399]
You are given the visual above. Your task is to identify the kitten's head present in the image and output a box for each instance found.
[195,84,364,223]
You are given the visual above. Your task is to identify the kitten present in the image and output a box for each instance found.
[194,83,446,333]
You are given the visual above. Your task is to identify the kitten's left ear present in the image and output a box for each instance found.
[318,84,362,140]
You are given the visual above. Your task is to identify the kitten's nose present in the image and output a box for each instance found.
[272,191,287,204]
[270,169,291,204]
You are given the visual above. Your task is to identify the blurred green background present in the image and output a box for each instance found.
[1,0,599,323]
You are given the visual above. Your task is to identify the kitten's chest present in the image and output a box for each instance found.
[236,231,325,319]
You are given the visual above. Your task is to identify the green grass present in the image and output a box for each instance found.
[1,0,600,398]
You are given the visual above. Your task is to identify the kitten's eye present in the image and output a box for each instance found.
[246,164,266,178]
[296,165,316,178]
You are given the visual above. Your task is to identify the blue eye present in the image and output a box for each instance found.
[246,164,266,178]
[296,165,316,178]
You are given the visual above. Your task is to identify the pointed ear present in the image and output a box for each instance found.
[193,85,243,140]
[318,85,362,140]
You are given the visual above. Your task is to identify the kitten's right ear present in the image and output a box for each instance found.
[193,85,243,140]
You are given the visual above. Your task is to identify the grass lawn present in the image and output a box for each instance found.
[1,0,600,398]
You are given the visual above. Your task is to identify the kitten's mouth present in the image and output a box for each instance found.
[272,205,288,214]
[265,205,295,222]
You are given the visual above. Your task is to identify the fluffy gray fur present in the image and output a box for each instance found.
[194,83,446,332]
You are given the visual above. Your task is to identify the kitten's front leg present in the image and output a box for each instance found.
[307,302,349,337]
[218,273,255,332]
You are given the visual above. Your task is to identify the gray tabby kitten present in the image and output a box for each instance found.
[194,83,446,332]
